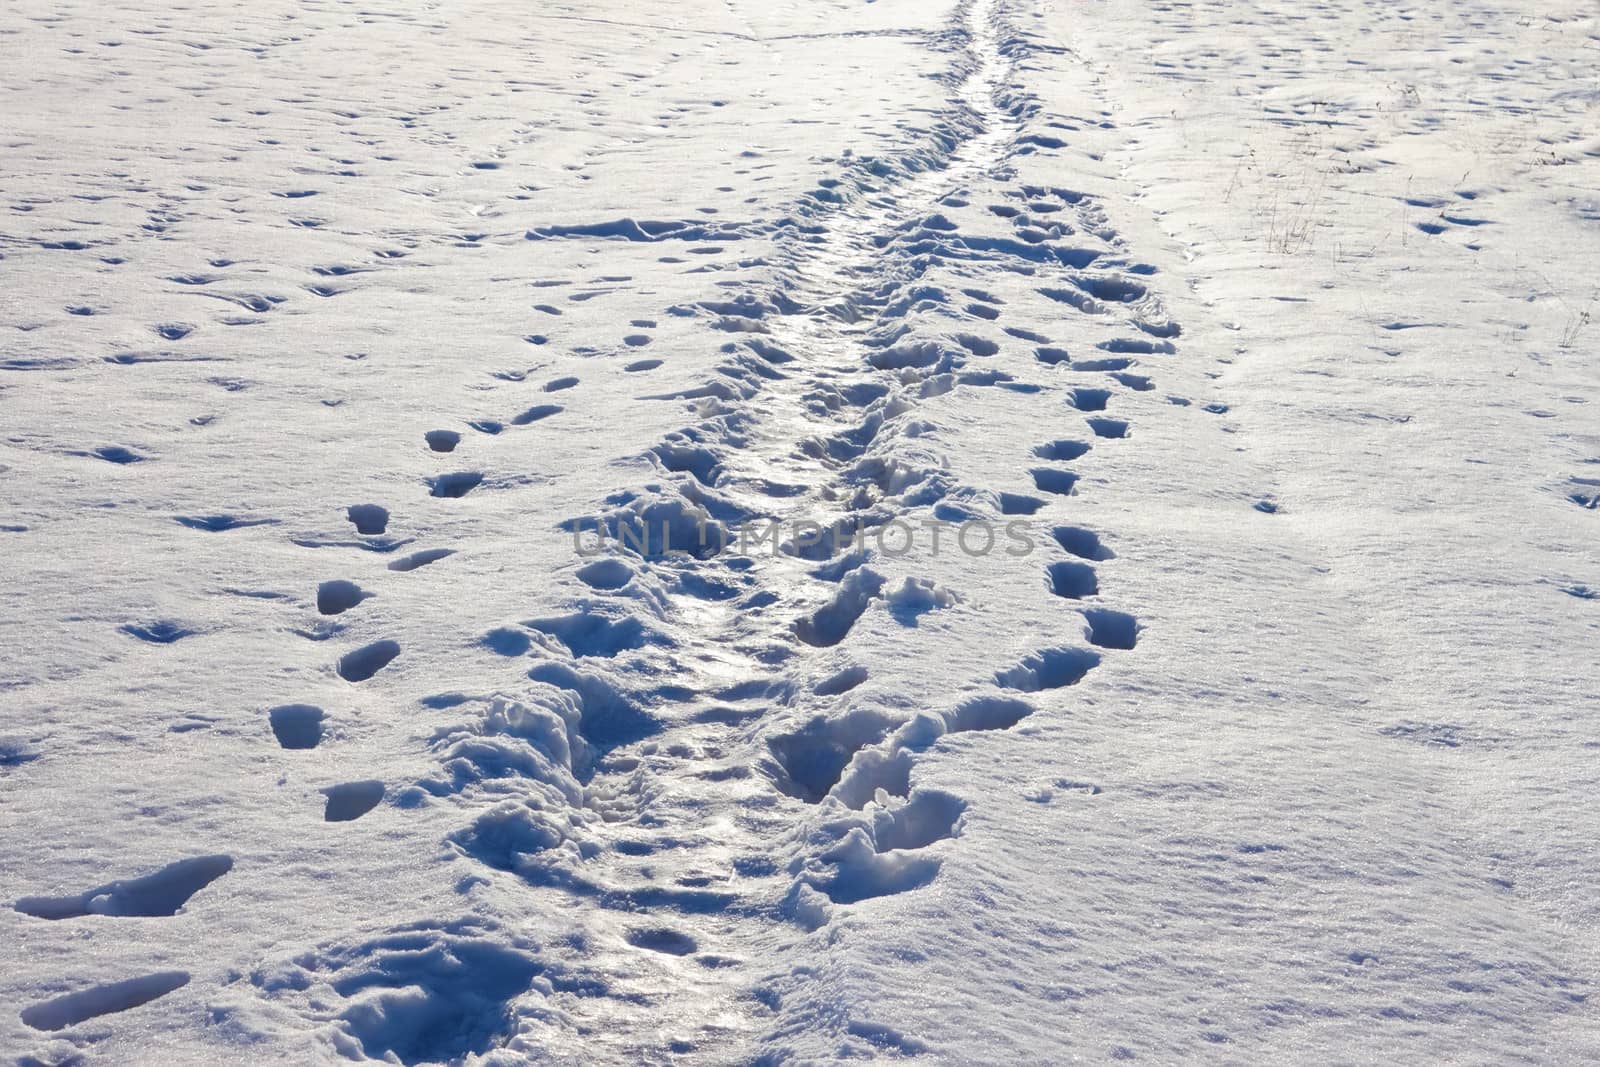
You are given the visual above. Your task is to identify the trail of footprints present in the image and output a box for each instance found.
[16,0,1186,1052]
[348,0,1170,1050]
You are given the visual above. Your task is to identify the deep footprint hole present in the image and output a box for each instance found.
[429,472,483,498]
[997,647,1100,691]
[347,504,389,536]
[338,640,401,682]
[1070,387,1111,412]
[625,928,698,956]
[317,580,371,616]
[1083,608,1140,650]
[1031,468,1079,496]
[269,704,325,749]
[1034,440,1091,462]
[999,492,1045,516]
[1052,525,1114,561]
[424,430,461,453]
[1047,561,1098,598]
[323,780,385,822]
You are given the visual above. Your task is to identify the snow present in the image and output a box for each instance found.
[2,0,1598,1061]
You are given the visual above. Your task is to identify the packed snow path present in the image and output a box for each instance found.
[3,0,1598,1062]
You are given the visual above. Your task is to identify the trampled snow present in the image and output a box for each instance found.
[2,0,1598,1062]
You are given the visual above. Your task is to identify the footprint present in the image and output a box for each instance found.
[1046,561,1098,598]
[996,647,1100,691]
[269,704,325,749]
[624,359,662,372]
[828,707,1002,816]
[511,404,561,425]
[1033,440,1090,461]
[942,696,1035,733]
[175,514,278,532]
[121,621,194,644]
[481,627,532,656]
[813,830,940,904]
[425,430,461,453]
[544,377,579,392]
[793,569,884,648]
[1039,287,1102,315]
[154,323,193,341]
[1082,608,1139,649]
[93,445,148,464]
[322,780,384,822]
[21,971,190,1032]
[1568,478,1600,509]
[652,442,721,485]
[347,504,389,536]
[526,662,659,752]
[625,928,698,956]
[1034,346,1071,366]
[2,739,38,767]
[244,920,540,1063]
[1071,273,1145,303]
[768,707,898,802]
[338,640,400,682]
[429,472,483,498]
[389,548,455,572]
[316,580,371,616]
[1099,338,1174,355]
[1069,387,1111,412]
[527,613,650,657]
[575,559,633,589]
[14,855,233,919]
[998,493,1045,516]
[815,665,869,696]
[871,789,966,851]
[1086,418,1129,439]
[1031,469,1079,496]
[954,333,999,357]
[1052,526,1114,561]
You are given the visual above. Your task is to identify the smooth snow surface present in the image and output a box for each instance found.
[3,0,1599,1062]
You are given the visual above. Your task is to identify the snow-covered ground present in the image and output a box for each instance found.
[3,0,1598,1062]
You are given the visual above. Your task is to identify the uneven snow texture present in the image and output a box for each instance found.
[2,0,1598,1062]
